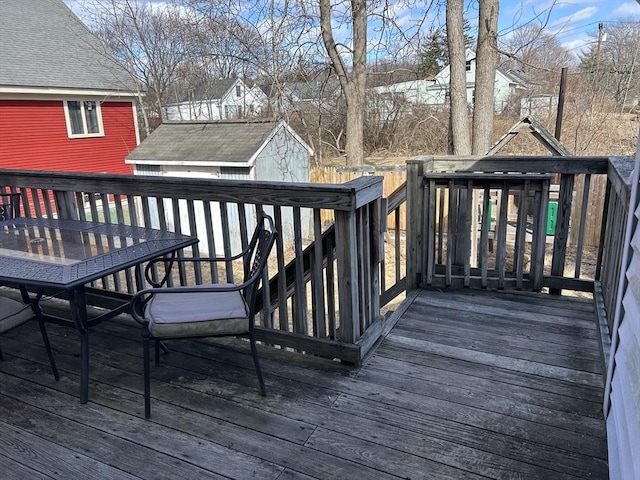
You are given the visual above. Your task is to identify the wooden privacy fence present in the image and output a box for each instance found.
[312,165,407,230]
[0,169,386,364]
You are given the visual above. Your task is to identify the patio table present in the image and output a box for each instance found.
[0,217,197,403]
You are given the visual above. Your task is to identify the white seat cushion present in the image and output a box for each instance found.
[0,296,34,334]
[145,285,249,338]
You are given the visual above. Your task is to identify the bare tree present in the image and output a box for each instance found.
[85,0,192,134]
[446,0,471,154]
[318,0,367,165]
[580,19,640,110]
[472,0,498,155]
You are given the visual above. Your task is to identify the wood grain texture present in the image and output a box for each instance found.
[0,287,607,480]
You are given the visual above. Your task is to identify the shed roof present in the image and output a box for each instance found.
[126,120,311,167]
[173,78,239,104]
[0,0,134,93]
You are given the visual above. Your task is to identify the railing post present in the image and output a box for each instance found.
[532,179,550,291]
[335,208,360,344]
[550,173,575,294]
[334,176,384,348]
[406,156,431,290]
[54,190,79,220]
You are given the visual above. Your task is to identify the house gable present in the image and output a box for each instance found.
[0,0,134,95]
[0,0,139,174]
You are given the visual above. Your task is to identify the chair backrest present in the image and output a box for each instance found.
[0,192,20,220]
[243,212,277,312]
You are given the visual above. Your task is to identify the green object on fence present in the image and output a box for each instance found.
[547,201,558,235]
[488,200,493,231]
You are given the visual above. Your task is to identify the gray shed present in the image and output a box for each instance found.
[126,119,312,182]
[125,120,313,253]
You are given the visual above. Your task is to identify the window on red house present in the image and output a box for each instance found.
[64,100,104,137]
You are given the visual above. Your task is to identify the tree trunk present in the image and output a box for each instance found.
[345,82,365,166]
[472,0,499,155]
[446,0,471,155]
[319,0,366,166]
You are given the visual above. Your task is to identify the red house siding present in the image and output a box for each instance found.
[0,99,137,174]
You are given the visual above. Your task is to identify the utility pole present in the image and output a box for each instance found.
[595,22,604,72]
[555,67,568,142]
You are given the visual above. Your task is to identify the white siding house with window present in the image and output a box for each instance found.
[165,78,267,121]
[371,49,526,113]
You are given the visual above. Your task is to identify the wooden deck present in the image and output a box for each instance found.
[0,288,608,479]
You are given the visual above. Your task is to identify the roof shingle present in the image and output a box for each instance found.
[0,0,134,92]
[126,121,281,164]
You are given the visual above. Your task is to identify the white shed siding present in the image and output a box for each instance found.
[165,100,222,121]
[606,139,640,480]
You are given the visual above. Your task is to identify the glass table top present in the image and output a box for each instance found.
[0,218,197,288]
[1,220,145,265]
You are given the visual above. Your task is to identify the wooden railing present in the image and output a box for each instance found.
[406,155,634,329]
[3,155,632,362]
[0,169,385,364]
[597,158,636,333]
[420,172,551,291]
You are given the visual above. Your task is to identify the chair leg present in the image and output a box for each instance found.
[36,316,60,381]
[0,343,4,361]
[249,333,266,396]
[143,336,151,419]
[155,339,161,366]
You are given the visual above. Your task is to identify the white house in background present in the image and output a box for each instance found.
[125,119,312,253]
[164,78,267,121]
[371,49,526,113]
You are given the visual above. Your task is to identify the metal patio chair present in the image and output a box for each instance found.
[0,192,60,380]
[131,211,277,418]
[0,192,20,220]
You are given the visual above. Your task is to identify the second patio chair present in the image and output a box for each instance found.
[0,290,60,380]
[130,212,277,418]
[1,192,59,380]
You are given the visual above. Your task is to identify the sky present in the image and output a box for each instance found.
[64,0,640,59]
[497,0,640,55]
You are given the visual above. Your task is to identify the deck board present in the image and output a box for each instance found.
[0,288,608,479]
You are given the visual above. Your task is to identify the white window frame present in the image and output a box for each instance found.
[63,100,105,138]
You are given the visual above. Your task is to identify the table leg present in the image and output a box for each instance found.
[68,287,89,403]
[80,329,89,403]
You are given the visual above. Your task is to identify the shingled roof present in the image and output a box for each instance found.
[126,120,311,166]
[0,0,134,93]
